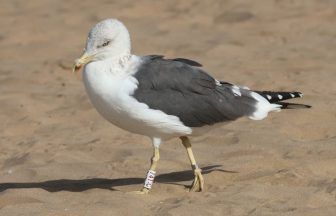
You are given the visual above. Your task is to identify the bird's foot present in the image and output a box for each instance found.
[189,168,204,192]
[127,187,150,195]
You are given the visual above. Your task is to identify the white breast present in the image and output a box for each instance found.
[82,56,192,139]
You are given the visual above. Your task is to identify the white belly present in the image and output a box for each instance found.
[82,60,192,139]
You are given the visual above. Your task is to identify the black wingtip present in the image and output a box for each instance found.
[277,102,312,109]
[254,91,305,103]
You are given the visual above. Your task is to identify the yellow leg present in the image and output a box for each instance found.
[180,136,204,192]
[141,147,160,193]
[129,145,160,195]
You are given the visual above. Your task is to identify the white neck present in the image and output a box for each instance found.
[85,54,141,77]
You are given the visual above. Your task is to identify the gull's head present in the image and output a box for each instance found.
[73,19,131,73]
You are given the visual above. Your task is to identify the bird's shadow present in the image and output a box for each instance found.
[0,165,237,192]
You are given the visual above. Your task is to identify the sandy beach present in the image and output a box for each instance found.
[0,0,335,215]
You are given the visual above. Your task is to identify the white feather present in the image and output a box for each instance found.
[248,92,281,120]
[83,56,192,140]
[231,85,242,96]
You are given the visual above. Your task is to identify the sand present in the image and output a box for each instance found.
[0,0,335,215]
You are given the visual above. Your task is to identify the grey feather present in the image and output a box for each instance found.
[132,56,258,127]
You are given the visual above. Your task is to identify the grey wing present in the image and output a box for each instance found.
[132,56,258,127]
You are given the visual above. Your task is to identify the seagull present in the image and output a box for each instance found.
[73,18,310,194]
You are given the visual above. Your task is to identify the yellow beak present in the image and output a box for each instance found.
[72,53,95,73]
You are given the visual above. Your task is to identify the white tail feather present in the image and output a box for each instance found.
[248,92,281,120]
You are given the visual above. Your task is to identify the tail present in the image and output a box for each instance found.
[254,90,311,109]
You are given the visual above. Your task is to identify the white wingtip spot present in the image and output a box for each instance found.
[278,94,283,100]
[299,93,303,97]
[290,93,295,98]
[266,95,272,100]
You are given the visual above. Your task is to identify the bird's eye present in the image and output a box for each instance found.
[101,40,110,47]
